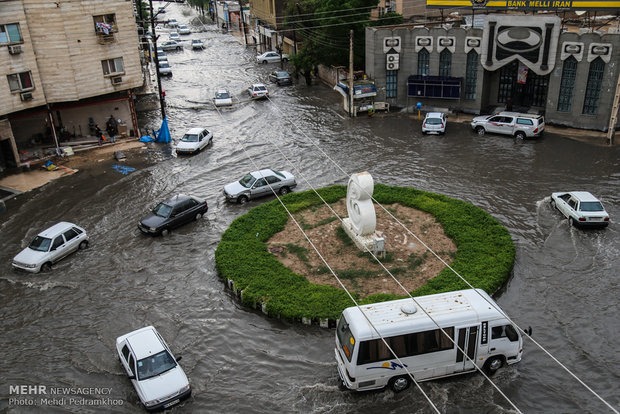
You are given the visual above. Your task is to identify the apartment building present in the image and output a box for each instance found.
[0,0,143,171]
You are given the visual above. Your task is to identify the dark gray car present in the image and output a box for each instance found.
[138,194,208,236]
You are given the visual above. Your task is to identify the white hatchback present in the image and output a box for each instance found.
[247,83,269,100]
[214,89,233,107]
[422,112,447,135]
[12,222,89,273]
[116,326,191,411]
[174,127,213,155]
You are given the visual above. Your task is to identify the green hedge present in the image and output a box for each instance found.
[215,184,515,321]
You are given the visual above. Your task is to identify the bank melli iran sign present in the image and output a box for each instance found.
[426,0,619,9]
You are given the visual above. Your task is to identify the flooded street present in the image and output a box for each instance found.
[1,4,619,413]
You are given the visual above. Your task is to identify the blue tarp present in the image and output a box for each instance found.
[111,165,136,175]
[155,116,171,143]
[139,135,155,142]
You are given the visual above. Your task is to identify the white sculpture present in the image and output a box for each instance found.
[346,172,376,236]
[342,172,383,253]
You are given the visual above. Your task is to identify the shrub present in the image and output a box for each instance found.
[215,185,515,322]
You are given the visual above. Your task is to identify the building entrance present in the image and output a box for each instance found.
[497,61,549,109]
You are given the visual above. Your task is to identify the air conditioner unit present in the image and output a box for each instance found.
[386,53,399,70]
[8,45,22,55]
[20,92,33,101]
[111,76,123,85]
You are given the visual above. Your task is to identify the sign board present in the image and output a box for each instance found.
[426,0,620,10]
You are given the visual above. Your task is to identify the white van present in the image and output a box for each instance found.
[335,289,523,392]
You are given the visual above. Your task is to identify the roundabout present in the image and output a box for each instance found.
[215,184,515,325]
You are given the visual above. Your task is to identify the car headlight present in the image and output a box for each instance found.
[150,227,157,231]
[179,384,190,394]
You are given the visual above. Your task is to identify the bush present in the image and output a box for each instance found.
[215,185,515,322]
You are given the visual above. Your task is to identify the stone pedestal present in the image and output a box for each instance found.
[342,217,376,252]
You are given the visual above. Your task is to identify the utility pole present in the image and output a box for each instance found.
[239,0,247,45]
[149,0,166,120]
[214,0,220,28]
[349,29,354,118]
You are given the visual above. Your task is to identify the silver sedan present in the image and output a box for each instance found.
[224,169,297,204]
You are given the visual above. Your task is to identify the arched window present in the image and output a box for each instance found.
[582,57,605,115]
[557,56,577,112]
[439,49,452,77]
[418,49,429,76]
[465,50,478,100]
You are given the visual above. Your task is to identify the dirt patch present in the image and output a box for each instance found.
[267,200,457,297]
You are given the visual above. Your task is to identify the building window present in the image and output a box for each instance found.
[418,49,429,76]
[0,23,22,44]
[557,57,577,112]
[439,49,452,77]
[7,71,33,92]
[464,50,478,100]
[498,61,517,103]
[582,57,604,115]
[386,70,397,98]
[101,58,124,76]
[93,14,117,34]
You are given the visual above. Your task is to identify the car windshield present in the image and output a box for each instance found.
[239,173,256,188]
[580,201,604,212]
[153,203,173,218]
[255,86,266,91]
[29,236,52,252]
[192,40,201,44]
[181,134,199,142]
[216,92,230,99]
[160,63,170,68]
[137,350,177,381]
[276,72,289,78]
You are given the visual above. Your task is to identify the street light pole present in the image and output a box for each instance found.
[149,0,166,120]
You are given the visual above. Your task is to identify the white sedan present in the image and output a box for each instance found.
[247,83,269,100]
[116,326,191,411]
[174,127,213,155]
[551,191,610,228]
[178,25,191,35]
[12,222,89,273]
[256,51,289,64]
[214,89,232,107]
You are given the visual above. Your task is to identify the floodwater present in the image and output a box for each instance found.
[1,4,619,413]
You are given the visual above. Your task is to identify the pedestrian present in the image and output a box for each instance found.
[505,97,513,112]
[95,125,104,145]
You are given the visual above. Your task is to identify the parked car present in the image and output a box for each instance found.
[247,83,269,100]
[551,191,610,228]
[157,6,166,14]
[191,39,204,50]
[167,19,179,28]
[174,127,213,155]
[422,112,447,135]
[178,25,191,35]
[138,194,208,236]
[156,52,168,63]
[214,89,232,107]
[268,70,292,86]
[169,31,180,41]
[158,61,172,76]
[116,326,192,411]
[471,112,545,139]
[12,222,89,273]
[160,40,182,51]
[224,169,297,204]
[256,51,289,64]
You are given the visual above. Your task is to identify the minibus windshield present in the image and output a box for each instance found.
[337,316,355,362]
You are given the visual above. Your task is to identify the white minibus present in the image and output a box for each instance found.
[335,289,523,392]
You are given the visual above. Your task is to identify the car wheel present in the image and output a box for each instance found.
[177,47,182,51]
[279,186,290,196]
[476,126,486,136]
[515,131,526,140]
[209,138,213,145]
[195,212,202,220]
[389,375,411,393]
[568,217,575,227]
[41,262,52,273]
[161,228,170,236]
[282,58,289,63]
[484,356,504,374]
[79,240,89,250]
[262,60,268,64]
[238,195,249,205]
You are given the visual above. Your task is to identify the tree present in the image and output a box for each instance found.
[284,0,402,85]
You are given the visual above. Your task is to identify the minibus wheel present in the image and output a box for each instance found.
[485,356,504,374]
[389,375,411,393]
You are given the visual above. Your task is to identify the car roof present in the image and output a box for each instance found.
[163,194,193,206]
[497,111,543,119]
[569,191,600,202]
[250,169,277,178]
[425,112,445,118]
[185,127,205,135]
[216,89,229,93]
[125,326,166,360]
[252,83,266,87]
[38,222,79,238]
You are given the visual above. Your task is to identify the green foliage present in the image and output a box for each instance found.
[335,226,354,246]
[215,184,515,322]
[285,243,310,262]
